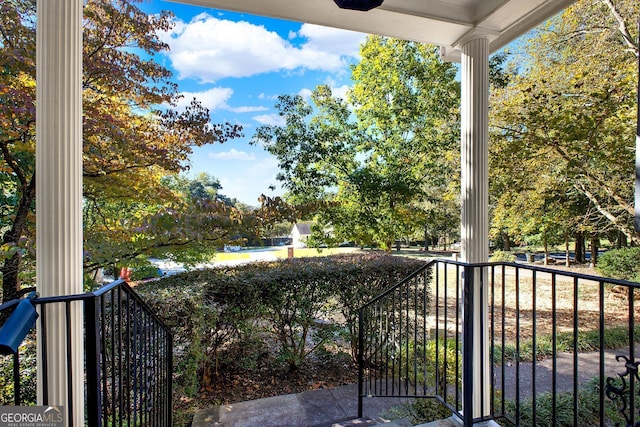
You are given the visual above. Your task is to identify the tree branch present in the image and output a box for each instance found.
[601,0,639,55]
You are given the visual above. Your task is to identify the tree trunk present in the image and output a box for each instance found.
[424,225,429,251]
[590,236,600,267]
[1,256,22,303]
[543,235,549,265]
[502,232,511,251]
[575,232,585,264]
[565,232,571,267]
[617,231,627,248]
[1,175,36,304]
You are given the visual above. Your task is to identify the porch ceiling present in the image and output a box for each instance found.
[170,0,576,59]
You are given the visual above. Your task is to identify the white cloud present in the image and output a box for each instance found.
[330,84,351,101]
[160,14,366,83]
[258,93,279,100]
[298,88,313,101]
[253,113,286,126]
[297,24,365,58]
[208,149,256,161]
[175,87,233,111]
[175,87,268,114]
[229,105,269,113]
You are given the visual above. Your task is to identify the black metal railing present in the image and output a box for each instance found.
[358,259,640,426]
[0,279,173,427]
[357,263,432,415]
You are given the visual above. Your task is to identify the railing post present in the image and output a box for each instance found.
[84,297,102,427]
[167,330,173,426]
[357,307,364,418]
[13,353,20,406]
[462,265,474,426]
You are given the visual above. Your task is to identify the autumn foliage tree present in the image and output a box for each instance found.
[0,0,37,302]
[0,0,243,302]
[489,0,639,253]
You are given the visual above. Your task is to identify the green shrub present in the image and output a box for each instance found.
[0,337,36,406]
[391,339,460,392]
[136,276,211,398]
[137,253,428,421]
[494,326,640,363]
[489,250,517,263]
[202,253,427,369]
[409,398,453,424]
[596,247,640,282]
[393,339,458,424]
[502,378,623,427]
[247,260,337,369]
[331,253,427,359]
[136,272,260,399]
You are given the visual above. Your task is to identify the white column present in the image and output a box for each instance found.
[36,0,84,425]
[460,35,491,421]
[460,36,489,265]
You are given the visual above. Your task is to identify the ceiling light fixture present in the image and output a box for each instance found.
[333,0,384,12]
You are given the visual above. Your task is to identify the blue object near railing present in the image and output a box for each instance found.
[0,293,38,356]
[0,280,173,427]
[0,293,39,406]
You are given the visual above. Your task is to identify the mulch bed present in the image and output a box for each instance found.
[175,349,358,423]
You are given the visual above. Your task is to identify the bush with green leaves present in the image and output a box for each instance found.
[233,260,338,370]
[136,252,428,422]
[0,337,36,406]
[382,339,457,425]
[489,250,517,263]
[407,377,624,426]
[330,253,427,359]
[596,247,640,282]
[501,378,623,427]
[202,253,427,369]
[136,271,260,400]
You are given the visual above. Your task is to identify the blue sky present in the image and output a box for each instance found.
[139,1,369,205]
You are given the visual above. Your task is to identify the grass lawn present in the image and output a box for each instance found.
[213,252,252,261]
[211,246,361,262]
[270,247,360,258]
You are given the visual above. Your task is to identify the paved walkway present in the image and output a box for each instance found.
[191,384,415,427]
[192,346,629,427]
[497,346,632,401]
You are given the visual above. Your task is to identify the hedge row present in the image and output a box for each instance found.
[135,252,428,399]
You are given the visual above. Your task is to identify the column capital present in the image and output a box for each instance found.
[440,27,498,63]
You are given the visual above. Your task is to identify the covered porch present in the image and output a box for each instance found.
[8,0,640,425]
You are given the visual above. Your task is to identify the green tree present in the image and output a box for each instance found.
[253,37,460,250]
[347,37,460,249]
[489,0,639,252]
[83,172,259,276]
[0,0,243,302]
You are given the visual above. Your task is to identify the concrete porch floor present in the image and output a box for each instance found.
[192,345,614,426]
[191,383,424,427]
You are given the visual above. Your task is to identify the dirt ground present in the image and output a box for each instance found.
[430,262,639,341]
